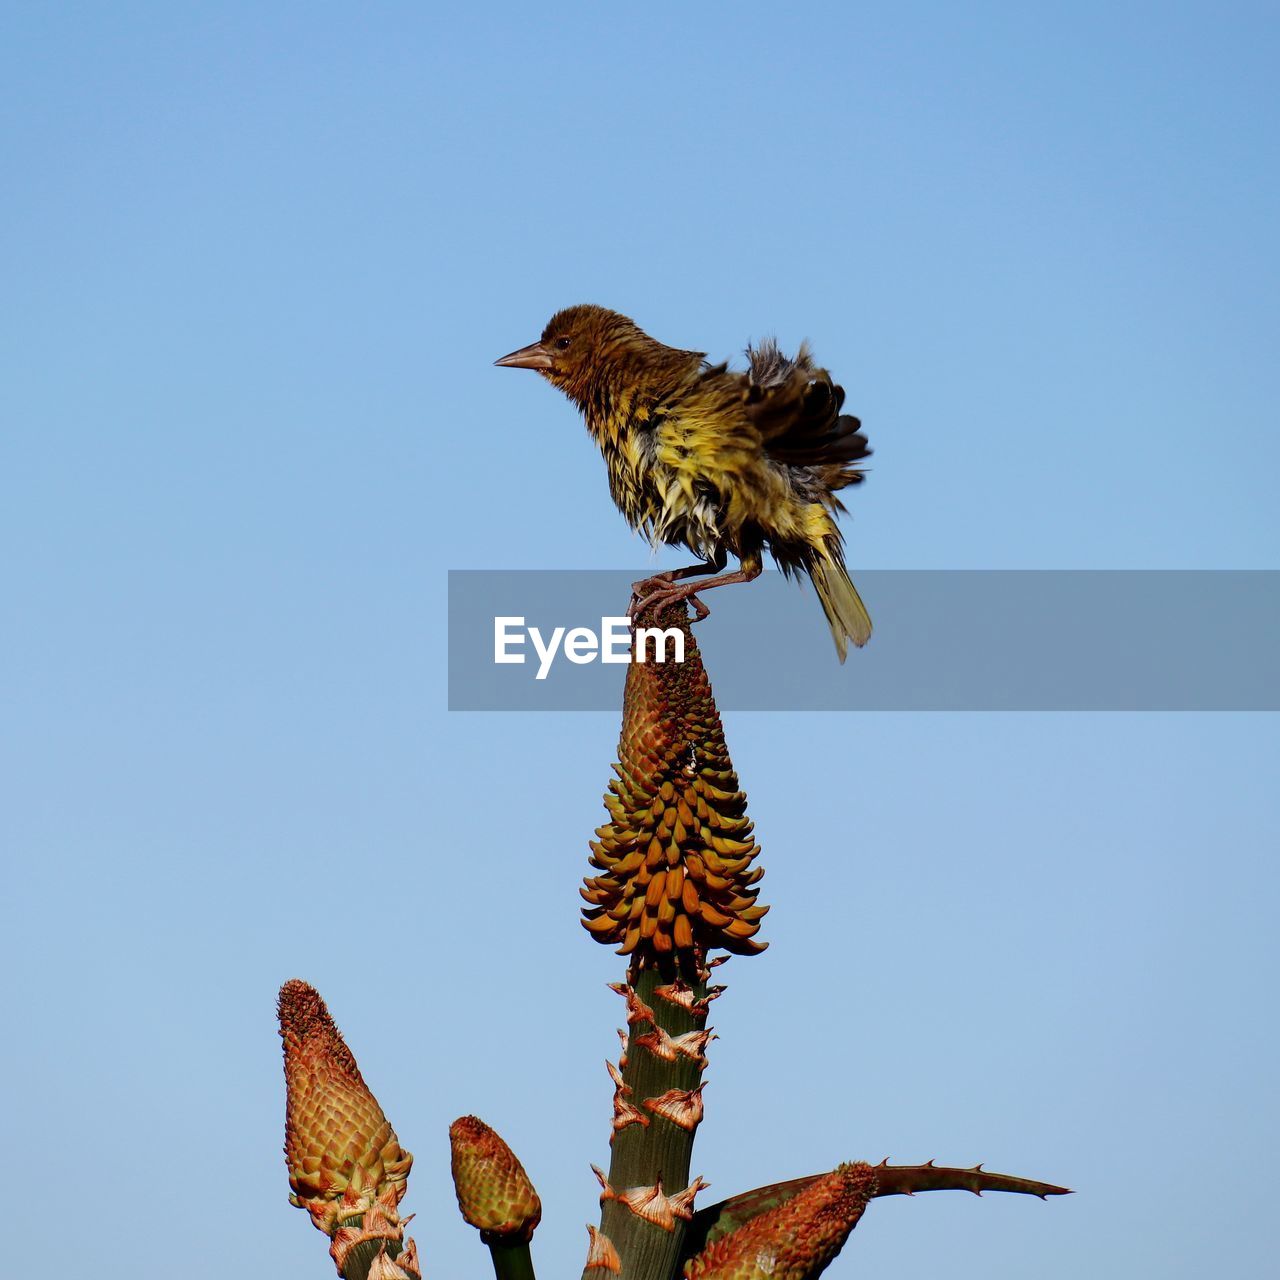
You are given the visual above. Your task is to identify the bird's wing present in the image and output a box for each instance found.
[742,339,870,474]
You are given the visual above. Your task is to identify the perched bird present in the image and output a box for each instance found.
[496,305,873,659]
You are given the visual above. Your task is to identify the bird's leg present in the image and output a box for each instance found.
[633,554,761,624]
[630,550,728,619]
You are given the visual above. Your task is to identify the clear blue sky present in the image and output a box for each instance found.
[3,4,1277,1277]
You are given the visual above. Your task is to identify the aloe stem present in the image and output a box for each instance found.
[487,1239,536,1280]
[339,1233,403,1280]
[585,966,710,1280]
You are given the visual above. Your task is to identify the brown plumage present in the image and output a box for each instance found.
[496,305,872,659]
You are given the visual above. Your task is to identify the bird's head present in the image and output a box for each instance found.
[494,305,649,402]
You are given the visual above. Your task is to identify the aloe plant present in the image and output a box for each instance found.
[278,600,1068,1280]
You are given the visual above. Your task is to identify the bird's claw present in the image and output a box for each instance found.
[627,584,711,625]
[628,587,669,622]
[628,572,674,620]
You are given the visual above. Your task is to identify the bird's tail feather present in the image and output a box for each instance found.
[811,558,872,662]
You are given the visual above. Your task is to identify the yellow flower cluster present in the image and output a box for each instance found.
[582,609,767,967]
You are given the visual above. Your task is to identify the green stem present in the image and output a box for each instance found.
[340,1232,403,1280]
[487,1239,537,1280]
[586,966,710,1280]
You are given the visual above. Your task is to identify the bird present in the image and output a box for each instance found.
[495,305,872,660]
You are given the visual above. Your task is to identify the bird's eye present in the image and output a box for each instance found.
[554,336,572,351]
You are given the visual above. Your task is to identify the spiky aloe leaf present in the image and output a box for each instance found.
[871,1159,1072,1199]
[682,1161,1072,1261]
[683,1162,877,1280]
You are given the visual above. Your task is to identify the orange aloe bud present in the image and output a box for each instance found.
[449,1115,542,1244]
[684,1163,876,1280]
[581,604,768,968]
[278,980,414,1245]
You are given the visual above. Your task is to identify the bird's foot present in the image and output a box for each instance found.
[683,591,711,622]
[628,572,674,620]
[628,586,674,622]
[629,571,673,608]
[629,582,711,625]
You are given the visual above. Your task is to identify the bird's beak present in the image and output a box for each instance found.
[494,341,553,371]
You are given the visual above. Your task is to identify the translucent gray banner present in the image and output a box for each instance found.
[447,570,1280,711]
